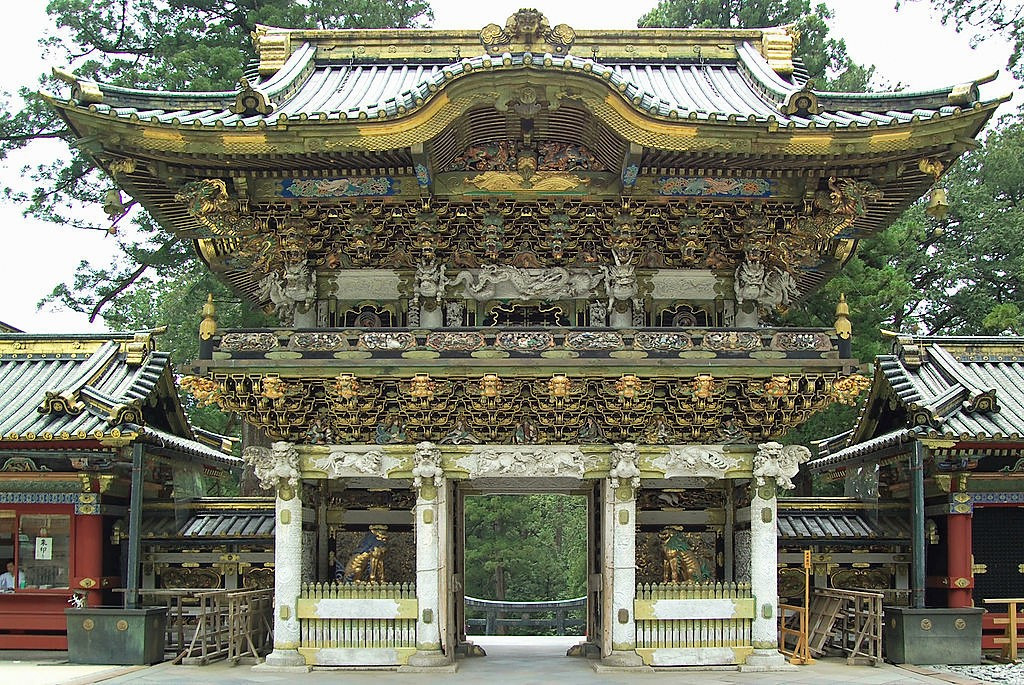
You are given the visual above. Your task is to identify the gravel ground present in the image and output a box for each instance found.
[929,663,1024,683]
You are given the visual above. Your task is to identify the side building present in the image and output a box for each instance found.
[0,330,239,649]
[45,10,1001,668]
[811,335,1024,650]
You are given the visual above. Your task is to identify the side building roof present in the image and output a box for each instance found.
[810,335,1024,474]
[0,331,238,467]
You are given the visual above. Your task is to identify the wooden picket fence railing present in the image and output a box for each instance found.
[297,582,417,665]
[464,596,586,635]
[634,582,754,659]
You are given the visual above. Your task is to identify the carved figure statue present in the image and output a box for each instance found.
[336,525,388,583]
[659,528,710,583]
[375,415,407,445]
[513,418,538,444]
[412,441,444,488]
[600,248,639,311]
[413,257,449,306]
[733,254,798,314]
[609,442,641,490]
[441,418,481,445]
[259,259,316,326]
[242,442,300,491]
[752,441,812,490]
[444,300,465,327]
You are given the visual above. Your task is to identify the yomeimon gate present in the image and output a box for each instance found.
[47,9,999,670]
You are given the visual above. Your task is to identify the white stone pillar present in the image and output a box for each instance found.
[405,442,450,668]
[749,477,779,651]
[602,444,643,667]
[742,441,803,671]
[249,442,308,670]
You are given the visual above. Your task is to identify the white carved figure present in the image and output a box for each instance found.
[411,441,444,488]
[609,442,641,489]
[452,265,601,301]
[243,442,301,491]
[656,445,740,475]
[473,447,585,478]
[733,256,798,312]
[259,260,316,326]
[413,257,449,305]
[600,248,639,311]
[752,441,811,490]
[734,257,765,305]
[313,448,385,477]
[588,299,608,326]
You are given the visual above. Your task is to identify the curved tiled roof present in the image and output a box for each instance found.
[810,336,1024,472]
[0,333,234,464]
[60,36,997,131]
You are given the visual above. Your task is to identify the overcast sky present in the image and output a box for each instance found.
[0,0,1017,333]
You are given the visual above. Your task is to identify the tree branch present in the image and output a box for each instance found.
[89,261,150,322]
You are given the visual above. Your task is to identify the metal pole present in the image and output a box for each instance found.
[125,441,144,609]
[911,441,926,609]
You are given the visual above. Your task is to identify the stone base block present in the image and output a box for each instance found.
[593,650,651,672]
[738,648,797,672]
[398,650,457,672]
[456,641,487,657]
[256,648,311,671]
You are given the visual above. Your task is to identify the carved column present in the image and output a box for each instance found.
[405,442,450,668]
[601,443,643,666]
[748,473,781,664]
[247,442,308,670]
[743,441,808,671]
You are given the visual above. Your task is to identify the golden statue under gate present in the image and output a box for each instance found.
[659,527,710,583]
[337,525,388,583]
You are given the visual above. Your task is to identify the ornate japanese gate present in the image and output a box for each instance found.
[44,3,999,672]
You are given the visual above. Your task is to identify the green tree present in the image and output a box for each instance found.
[637,0,875,90]
[463,494,587,634]
[898,0,1024,79]
[3,0,433,332]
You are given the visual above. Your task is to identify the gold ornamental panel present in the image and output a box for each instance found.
[202,370,858,444]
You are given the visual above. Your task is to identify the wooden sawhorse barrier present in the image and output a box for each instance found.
[983,598,1024,662]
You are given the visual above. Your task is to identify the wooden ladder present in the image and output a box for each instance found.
[806,593,844,656]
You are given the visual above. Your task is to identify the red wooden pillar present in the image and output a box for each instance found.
[73,514,104,607]
[947,510,974,608]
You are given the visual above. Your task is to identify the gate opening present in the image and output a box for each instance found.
[462,494,587,639]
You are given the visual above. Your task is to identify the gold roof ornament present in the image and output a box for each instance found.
[835,293,852,341]
[231,77,273,116]
[480,9,576,55]
[919,158,950,220]
[199,294,217,342]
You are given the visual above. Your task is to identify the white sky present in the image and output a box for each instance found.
[0,0,1017,333]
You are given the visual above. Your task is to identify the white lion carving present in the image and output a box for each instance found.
[243,442,301,491]
[752,442,811,490]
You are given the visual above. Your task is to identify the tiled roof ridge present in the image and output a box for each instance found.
[926,343,1000,414]
[48,40,998,126]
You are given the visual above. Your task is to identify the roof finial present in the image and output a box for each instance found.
[200,294,217,341]
[835,293,852,359]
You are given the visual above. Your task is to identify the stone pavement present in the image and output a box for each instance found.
[0,638,986,684]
